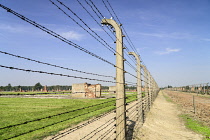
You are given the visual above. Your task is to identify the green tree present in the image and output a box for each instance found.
[168,85,173,88]
[34,82,43,91]
[6,83,12,91]
[0,86,4,91]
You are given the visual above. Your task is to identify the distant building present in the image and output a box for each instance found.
[72,83,101,98]
[109,86,116,94]
[43,85,48,92]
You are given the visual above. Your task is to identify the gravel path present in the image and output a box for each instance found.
[135,91,203,140]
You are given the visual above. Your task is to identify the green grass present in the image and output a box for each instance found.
[0,93,137,140]
[162,92,173,102]
[180,114,210,140]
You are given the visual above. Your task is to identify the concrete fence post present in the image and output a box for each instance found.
[148,71,151,110]
[128,52,142,123]
[142,65,148,115]
[101,18,126,140]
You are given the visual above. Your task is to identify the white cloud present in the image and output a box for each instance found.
[137,47,148,53]
[0,24,28,33]
[138,32,194,40]
[61,31,83,41]
[201,38,210,42]
[156,48,181,55]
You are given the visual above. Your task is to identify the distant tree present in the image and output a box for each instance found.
[17,85,21,91]
[102,86,109,90]
[34,82,43,91]
[0,86,4,91]
[186,86,190,89]
[168,85,173,88]
[6,83,12,91]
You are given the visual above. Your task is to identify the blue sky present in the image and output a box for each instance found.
[0,0,210,87]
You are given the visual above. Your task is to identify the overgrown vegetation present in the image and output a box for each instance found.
[180,114,210,140]
[0,93,137,140]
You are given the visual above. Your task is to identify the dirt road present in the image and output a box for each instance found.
[135,91,203,140]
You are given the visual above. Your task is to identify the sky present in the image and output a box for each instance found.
[0,0,210,88]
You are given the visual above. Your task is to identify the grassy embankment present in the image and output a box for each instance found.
[0,93,137,140]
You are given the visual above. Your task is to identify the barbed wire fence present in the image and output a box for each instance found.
[0,0,159,139]
[168,83,209,95]
[165,84,210,128]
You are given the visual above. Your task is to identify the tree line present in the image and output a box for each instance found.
[0,83,72,92]
[0,83,137,92]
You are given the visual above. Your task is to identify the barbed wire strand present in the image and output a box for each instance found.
[0,65,117,83]
[0,97,116,130]
[50,110,115,140]
[85,0,141,73]
[53,0,138,73]
[104,0,148,68]
[82,118,115,140]
[88,0,139,65]
[0,50,115,78]
[0,4,115,67]
[50,0,115,54]
[0,4,139,80]
[5,102,115,140]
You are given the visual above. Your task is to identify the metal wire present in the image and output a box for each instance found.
[79,0,141,75]
[54,0,139,74]
[0,64,117,83]
[0,50,115,78]
[0,98,115,130]
[82,118,115,140]
[50,0,116,54]
[5,102,115,139]
[104,0,148,69]
[50,110,115,140]
[0,4,115,67]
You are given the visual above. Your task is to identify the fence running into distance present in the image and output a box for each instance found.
[0,0,159,140]
[168,83,210,95]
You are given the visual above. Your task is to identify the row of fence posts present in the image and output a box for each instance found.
[168,83,210,115]
[169,83,210,95]
[101,18,159,140]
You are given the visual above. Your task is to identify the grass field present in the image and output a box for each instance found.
[0,93,137,140]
